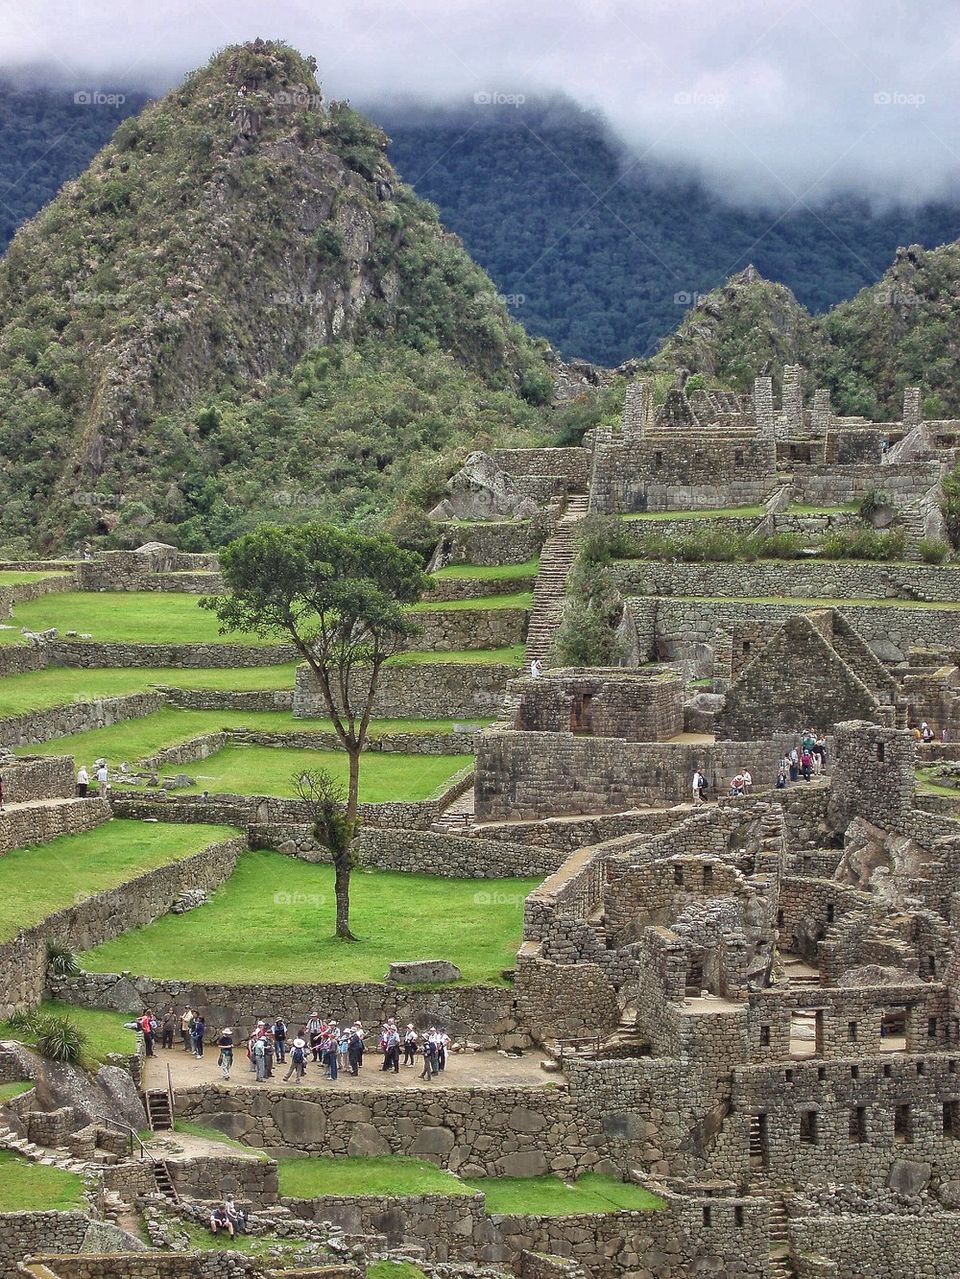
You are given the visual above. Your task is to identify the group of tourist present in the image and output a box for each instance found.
[76,760,110,798]
[914,721,949,744]
[139,1006,454,1083]
[774,733,829,787]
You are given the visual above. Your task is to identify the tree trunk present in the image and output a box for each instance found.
[346,747,361,825]
[333,852,357,941]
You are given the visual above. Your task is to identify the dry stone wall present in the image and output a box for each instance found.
[0,692,166,748]
[47,639,298,669]
[0,796,106,857]
[0,755,75,803]
[436,520,547,567]
[294,662,518,720]
[411,606,528,652]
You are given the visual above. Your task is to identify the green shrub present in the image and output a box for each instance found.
[33,1016,85,1066]
[820,528,906,561]
[45,942,80,979]
[918,537,951,564]
[857,489,891,522]
[944,463,960,549]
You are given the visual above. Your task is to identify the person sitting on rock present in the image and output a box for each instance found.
[225,1196,246,1233]
[209,1204,233,1238]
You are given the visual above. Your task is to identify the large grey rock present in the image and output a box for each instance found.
[386,960,462,984]
[888,1158,931,1195]
[938,1179,960,1208]
[0,1042,146,1131]
[347,1122,391,1157]
[428,451,539,521]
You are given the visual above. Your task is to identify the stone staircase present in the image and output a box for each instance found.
[432,788,475,833]
[525,495,589,665]
[0,1121,91,1177]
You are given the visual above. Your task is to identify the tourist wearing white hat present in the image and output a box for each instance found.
[283,1038,307,1083]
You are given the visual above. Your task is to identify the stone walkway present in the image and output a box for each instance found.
[146,1045,557,1093]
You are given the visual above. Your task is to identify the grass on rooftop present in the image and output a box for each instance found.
[137,745,473,800]
[0,664,301,720]
[388,645,525,666]
[431,558,539,581]
[0,592,280,646]
[0,1149,85,1211]
[278,1155,467,1199]
[17,707,481,767]
[0,1001,138,1069]
[0,819,239,943]
[410,591,532,612]
[80,849,536,985]
[465,1172,666,1215]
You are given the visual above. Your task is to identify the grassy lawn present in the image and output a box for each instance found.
[0,1001,140,1065]
[466,1173,666,1215]
[0,664,301,719]
[278,1156,467,1198]
[388,645,525,666]
[139,745,473,800]
[0,570,69,584]
[80,849,536,985]
[0,1081,32,1101]
[0,593,281,646]
[917,767,960,797]
[0,1150,85,1210]
[409,591,532,613]
[432,558,539,581]
[0,819,239,942]
[17,707,480,766]
[369,1264,428,1279]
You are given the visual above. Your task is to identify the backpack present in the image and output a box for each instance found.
[292,1045,305,1064]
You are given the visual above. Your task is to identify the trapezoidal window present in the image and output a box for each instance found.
[799,1110,818,1145]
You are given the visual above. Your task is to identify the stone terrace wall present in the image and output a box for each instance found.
[411,606,528,652]
[47,640,298,669]
[428,574,537,603]
[634,597,960,664]
[790,1211,960,1278]
[476,807,693,852]
[160,687,294,712]
[0,834,245,1012]
[294,662,518,721]
[0,1211,88,1271]
[793,460,943,507]
[53,972,524,1049]
[262,826,566,879]
[0,797,106,857]
[174,1080,592,1175]
[475,731,798,820]
[0,646,49,677]
[0,755,75,803]
[33,1253,262,1279]
[284,1191,488,1263]
[0,692,166,748]
[0,572,76,618]
[166,1152,278,1201]
[610,558,960,603]
[437,520,547,567]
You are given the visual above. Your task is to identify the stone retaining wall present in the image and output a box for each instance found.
[0,572,75,618]
[294,662,518,721]
[254,824,565,879]
[0,692,166,748]
[47,640,298,669]
[30,1252,262,1278]
[174,1080,587,1174]
[632,597,960,665]
[610,558,960,603]
[412,606,528,652]
[51,973,525,1050]
[0,646,49,677]
[0,834,245,1012]
[0,1211,88,1271]
[160,687,295,712]
[437,520,547,567]
[790,1211,960,1278]
[0,755,75,803]
[476,808,694,853]
[135,729,480,771]
[283,1191,488,1263]
[427,575,536,602]
[0,797,106,857]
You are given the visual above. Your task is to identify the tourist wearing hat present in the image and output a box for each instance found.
[403,1024,419,1067]
[283,1038,307,1083]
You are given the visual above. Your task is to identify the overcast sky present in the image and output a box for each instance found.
[3,0,960,206]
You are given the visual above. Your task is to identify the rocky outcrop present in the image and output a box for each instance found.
[430,452,541,521]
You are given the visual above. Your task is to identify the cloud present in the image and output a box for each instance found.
[4,0,960,206]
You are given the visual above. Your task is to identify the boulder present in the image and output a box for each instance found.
[938,1180,960,1208]
[888,1158,931,1196]
[428,451,539,521]
[385,960,462,984]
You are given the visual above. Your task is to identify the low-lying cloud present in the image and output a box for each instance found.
[4,0,960,206]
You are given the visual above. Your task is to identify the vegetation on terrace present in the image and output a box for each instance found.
[0,820,239,941]
[136,745,474,800]
[0,1001,137,1066]
[0,592,275,646]
[80,849,537,984]
[17,707,482,764]
[278,1155,466,1198]
[463,1172,666,1215]
[431,558,539,580]
[409,590,533,611]
[0,1150,85,1211]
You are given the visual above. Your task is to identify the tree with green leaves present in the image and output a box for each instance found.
[204,523,429,936]
[294,769,359,941]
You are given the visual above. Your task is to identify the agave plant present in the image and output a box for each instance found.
[32,1015,86,1066]
[45,941,80,979]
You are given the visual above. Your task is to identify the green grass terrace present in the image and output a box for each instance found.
[0,819,239,942]
[128,745,474,800]
[0,570,72,584]
[409,591,532,612]
[15,707,485,765]
[79,849,537,985]
[0,1149,85,1211]
[0,1001,139,1066]
[431,558,539,580]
